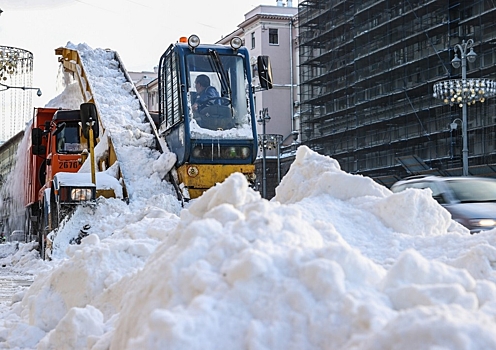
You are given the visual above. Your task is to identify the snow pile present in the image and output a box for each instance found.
[3,145,496,349]
[1,44,496,349]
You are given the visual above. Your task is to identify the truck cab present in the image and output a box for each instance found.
[28,107,100,258]
[41,110,87,186]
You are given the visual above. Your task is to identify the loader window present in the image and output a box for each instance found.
[186,53,251,135]
[159,48,182,129]
[56,123,84,153]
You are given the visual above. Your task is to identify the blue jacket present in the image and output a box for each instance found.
[195,86,220,109]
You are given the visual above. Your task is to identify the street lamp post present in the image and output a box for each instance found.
[0,82,42,96]
[257,108,285,199]
[258,108,270,199]
[433,39,496,176]
[453,40,476,176]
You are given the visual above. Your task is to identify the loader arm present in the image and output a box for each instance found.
[55,46,183,203]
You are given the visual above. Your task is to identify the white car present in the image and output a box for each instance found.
[9,230,25,243]
[391,175,496,233]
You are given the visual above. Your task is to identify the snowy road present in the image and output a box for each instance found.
[0,268,33,305]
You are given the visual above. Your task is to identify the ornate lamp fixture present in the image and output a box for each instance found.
[0,46,40,142]
[0,46,23,80]
[0,46,41,95]
[433,40,496,107]
[432,39,496,176]
[433,78,496,107]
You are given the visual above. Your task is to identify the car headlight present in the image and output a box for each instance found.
[71,188,93,201]
[469,219,496,227]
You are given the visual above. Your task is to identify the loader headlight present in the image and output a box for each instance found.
[221,146,251,159]
[245,172,256,183]
[230,36,243,50]
[188,35,200,49]
[71,188,94,201]
[240,147,250,159]
[191,145,251,160]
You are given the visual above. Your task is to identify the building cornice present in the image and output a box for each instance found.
[217,12,296,44]
[239,13,295,29]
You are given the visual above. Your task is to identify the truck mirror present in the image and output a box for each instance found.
[257,55,273,90]
[32,128,43,146]
[80,103,100,139]
[31,128,46,155]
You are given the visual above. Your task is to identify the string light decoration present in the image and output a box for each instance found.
[433,78,496,107]
[433,40,496,108]
[0,46,35,142]
[432,39,496,176]
[0,46,30,80]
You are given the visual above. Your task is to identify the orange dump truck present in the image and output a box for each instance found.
[24,104,118,258]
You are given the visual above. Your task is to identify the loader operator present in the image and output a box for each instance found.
[192,74,234,130]
[192,74,220,114]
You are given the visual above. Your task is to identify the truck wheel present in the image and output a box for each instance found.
[38,196,49,260]
[38,231,45,260]
[50,188,59,230]
[24,209,32,243]
[37,213,45,260]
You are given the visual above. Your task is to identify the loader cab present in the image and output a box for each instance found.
[158,35,263,166]
[157,35,273,198]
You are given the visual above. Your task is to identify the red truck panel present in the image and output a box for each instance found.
[24,108,58,207]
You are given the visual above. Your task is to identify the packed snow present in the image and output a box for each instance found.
[1,43,496,349]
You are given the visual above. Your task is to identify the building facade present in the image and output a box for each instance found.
[129,69,158,113]
[0,130,23,235]
[298,0,496,187]
[218,3,299,147]
[216,2,298,197]
[0,130,23,187]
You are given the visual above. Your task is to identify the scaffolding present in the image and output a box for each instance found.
[298,0,496,186]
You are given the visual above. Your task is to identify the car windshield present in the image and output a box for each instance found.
[445,179,496,202]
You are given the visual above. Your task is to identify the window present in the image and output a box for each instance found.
[251,32,255,49]
[160,48,182,128]
[186,54,251,133]
[269,28,279,45]
[56,123,84,153]
[251,64,257,79]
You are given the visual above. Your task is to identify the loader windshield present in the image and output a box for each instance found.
[186,52,252,138]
